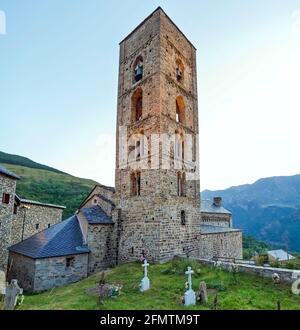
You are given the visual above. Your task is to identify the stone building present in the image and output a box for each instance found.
[8,185,116,292]
[0,164,65,272]
[0,166,20,271]
[11,195,65,245]
[6,7,242,292]
[8,215,90,292]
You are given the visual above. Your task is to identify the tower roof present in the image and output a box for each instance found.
[119,6,196,49]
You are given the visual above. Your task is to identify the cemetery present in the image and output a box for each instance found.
[1,258,300,310]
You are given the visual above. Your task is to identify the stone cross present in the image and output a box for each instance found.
[184,267,196,306]
[139,259,150,292]
[185,267,193,290]
[142,259,149,277]
[0,271,6,296]
[4,280,23,310]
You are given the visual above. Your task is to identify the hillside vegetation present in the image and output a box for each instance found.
[0,163,98,219]
[14,260,300,310]
[0,151,65,174]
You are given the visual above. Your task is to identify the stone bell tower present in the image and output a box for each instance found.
[115,7,201,263]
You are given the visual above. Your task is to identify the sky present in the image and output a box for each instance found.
[0,0,300,191]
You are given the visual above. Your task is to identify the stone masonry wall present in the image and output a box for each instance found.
[0,175,17,271]
[199,231,243,260]
[7,252,36,292]
[201,213,232,227]
[33,254,88,292]
[11,203,63,245]
[200,258,300,284]
[87,224,117,274]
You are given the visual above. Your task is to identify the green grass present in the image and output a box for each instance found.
[13,260,300,310]
[0,163,98,218]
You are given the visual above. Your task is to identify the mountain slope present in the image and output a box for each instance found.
[0,151,66,174]
[202,175,300,251]
[0,163,98,219]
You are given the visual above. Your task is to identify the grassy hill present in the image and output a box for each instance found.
[202,175,300,251]
[0,163,98,219]
[0,151,66,174]
[10,259,300,310]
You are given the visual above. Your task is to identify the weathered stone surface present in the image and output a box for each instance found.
[8,252,88,293]
[198,281,208,304]
[0,174,17,271]
[0,270,6,295]
[11,202,63,245]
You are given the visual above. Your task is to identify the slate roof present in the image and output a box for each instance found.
[9,216,90,259]
[0,165,20,180]
[267,249,295,261]
[200,225,241,234]
[200,199,231,215]
[80,205,114,225]
[17,196,65,209]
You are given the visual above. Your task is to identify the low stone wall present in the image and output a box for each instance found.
[34,254,89,292]
[199,258,300,283]
[7,252,35,292]
[199,231,243,260]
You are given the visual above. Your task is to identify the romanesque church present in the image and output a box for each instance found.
[1,7,242,293]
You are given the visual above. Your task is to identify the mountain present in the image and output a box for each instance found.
[202,175,300,251]
[0,151,66,174]
[0,151,99,219]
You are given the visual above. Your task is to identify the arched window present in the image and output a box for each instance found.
[131,171,141,196]
[176,59,184,82]
[175,131,185,160]
[133,56,143,83]
[131,88,143,123]
[181,210,186,225]
[176,96,185,124]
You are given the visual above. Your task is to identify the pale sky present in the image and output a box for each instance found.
[0,0,300,191]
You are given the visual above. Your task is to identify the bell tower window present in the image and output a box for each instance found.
[176,59,184,82]
[175,96,185,124]
[131,88,143,123]
[133,56,143,83]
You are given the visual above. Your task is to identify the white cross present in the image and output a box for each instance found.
[142,259,149,277]
[185,266,194,291]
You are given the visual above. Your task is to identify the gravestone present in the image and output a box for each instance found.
[184,267,196,306]
[199,281,208,304]
[0,271,6,296]
[139,259,150,292]
[4,280,23,310]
